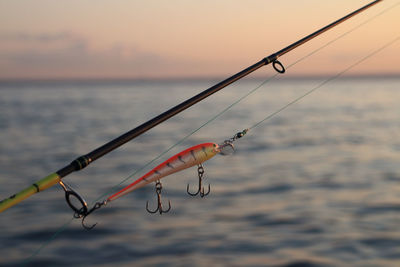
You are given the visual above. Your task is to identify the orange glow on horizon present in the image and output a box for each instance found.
[0,0,398,80]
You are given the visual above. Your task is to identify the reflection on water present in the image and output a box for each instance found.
[0,77,400,266]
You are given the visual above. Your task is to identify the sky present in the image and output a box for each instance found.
[0,0,399,80]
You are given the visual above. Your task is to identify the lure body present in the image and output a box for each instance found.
[107,143,219,202]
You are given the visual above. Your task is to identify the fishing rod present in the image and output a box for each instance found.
[0,0,382,213]
[76,33,399,230]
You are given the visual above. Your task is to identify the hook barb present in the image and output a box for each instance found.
[146,199,171,214]
[82,215,98,230]
[80,201,107,230]
[200,184,211,198]
[186,183,200,196]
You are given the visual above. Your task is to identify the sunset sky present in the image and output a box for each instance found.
[0,0,398,80]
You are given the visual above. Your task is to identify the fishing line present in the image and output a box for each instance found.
[250,36,400,130]
[96,0,400,199]
[99,0,400,198]
[21,3,399,265]
[21,218,74,266]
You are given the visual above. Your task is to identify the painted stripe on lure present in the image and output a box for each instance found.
[107,143,220,202]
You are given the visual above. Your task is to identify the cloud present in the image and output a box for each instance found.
[0,31,174,79]
[0,32,77,43]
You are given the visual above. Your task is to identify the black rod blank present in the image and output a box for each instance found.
[56,0,382,178]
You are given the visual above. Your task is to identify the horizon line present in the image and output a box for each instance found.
[0,73,399,85]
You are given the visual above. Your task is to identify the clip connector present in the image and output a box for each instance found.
[235,129,249,139]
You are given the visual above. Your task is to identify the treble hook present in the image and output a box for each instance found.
[59,181,107,230]
[81,200,107,230]
[187,164,210,198]
[146,180,171,214]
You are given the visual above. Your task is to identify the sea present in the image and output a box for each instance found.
[0,76,400,267]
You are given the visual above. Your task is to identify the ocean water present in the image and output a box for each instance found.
[0,77,400,267]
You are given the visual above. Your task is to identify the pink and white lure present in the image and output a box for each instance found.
[107,142,221,202]
[80,129,247,229]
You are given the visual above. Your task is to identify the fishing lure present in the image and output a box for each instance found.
[109,142,219,202]
[67,130,248,229]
